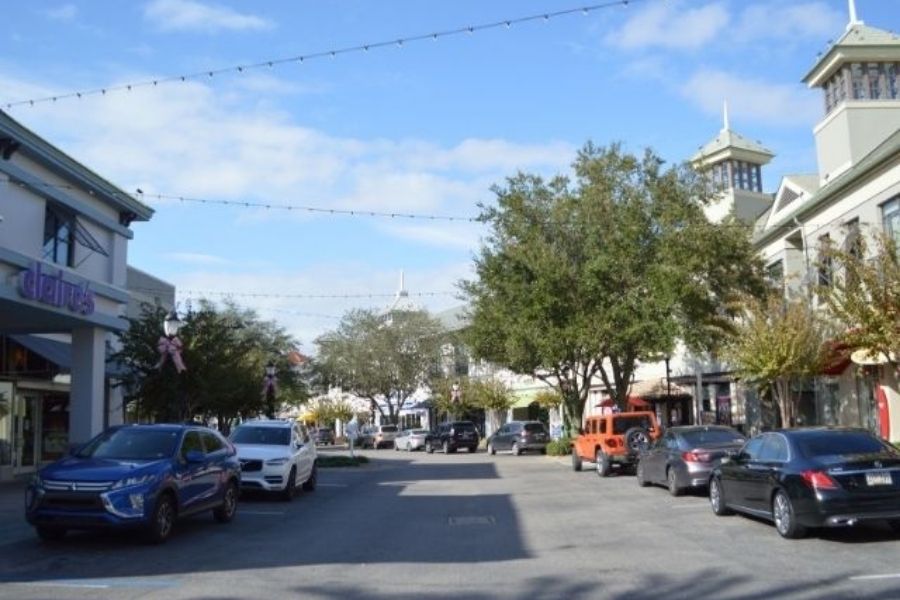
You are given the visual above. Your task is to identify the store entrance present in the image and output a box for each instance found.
[13,392,39,474]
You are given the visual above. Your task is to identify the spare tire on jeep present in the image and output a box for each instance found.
[623,427,651,453]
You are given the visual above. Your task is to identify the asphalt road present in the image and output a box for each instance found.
[2,447,900,599]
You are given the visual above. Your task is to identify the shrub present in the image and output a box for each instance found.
[546,437,572,456]
[318,455,369,468]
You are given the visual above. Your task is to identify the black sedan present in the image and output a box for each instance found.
[636,425,746,496]
[709,428,900,539]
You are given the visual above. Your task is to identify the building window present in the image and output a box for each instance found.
[851,63,867,100]
[43,206,75,267]
[888,63,899,99]
[883,197,900,250]
[868,63,884,99]
[817,234,833,288]
[766,260,784,292]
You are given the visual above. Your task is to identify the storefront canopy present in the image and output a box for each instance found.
[628,378,693,400]
[9,334,128,378]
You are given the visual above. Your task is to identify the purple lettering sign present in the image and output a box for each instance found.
[17,262,96,316]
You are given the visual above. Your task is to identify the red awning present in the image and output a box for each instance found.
[595,398,616,408]
[821,341,852,376]
[627,396,651,409]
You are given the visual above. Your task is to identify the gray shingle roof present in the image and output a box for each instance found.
[692,128,774,163]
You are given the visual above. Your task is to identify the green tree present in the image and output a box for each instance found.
[464,143,763,432]
[315,309,443,423]
[114,300,305,430]
[725,294,829,428]
[820,232,900,363]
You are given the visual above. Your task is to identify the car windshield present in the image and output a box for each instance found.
[411,429,429,435]
[76,428,180,460]
[380,426,398,433]
[524,423,546,433]
[679,429,745,447]
[231,427,290,446]
[452,422,476,432]
[797,431,894,459]
[612,416,653,434]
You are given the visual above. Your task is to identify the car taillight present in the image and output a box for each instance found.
[521,431,528,437]
[682,451,711,463]
[605,439,619,448]
[801,470,839,490]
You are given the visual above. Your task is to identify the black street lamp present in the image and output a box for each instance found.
[159,309,187,421]
[263,361,278,418]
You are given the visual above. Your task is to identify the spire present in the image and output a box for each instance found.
[722,99,730,131]
[399,269,407,296]
[847,0,863,29]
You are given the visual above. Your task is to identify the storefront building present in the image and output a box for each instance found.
[0,109,156,480]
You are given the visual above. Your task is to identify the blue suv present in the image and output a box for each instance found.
[25,424,241,544]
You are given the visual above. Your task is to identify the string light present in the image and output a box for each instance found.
[133,286,456,300]
[1,0,651,111]
[6,176,851,234]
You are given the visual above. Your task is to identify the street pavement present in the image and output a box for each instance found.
[1,447,900,599]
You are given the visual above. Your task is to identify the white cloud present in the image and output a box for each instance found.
[607,1,729,51]
[680,69,820,127]
[42,4,77,21]
[734,2,844,43]
[144,0,273,33]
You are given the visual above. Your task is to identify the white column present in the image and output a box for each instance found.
[70,327,107,446]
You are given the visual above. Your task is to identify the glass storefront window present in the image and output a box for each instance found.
[41,394,69,462]
[0,382,12,466]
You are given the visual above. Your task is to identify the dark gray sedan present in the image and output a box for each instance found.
[636,426,746,496]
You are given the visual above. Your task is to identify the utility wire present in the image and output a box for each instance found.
[133,286,457,300]
[2,0,651,111]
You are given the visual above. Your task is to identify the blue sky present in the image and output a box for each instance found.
[2,0,897,349]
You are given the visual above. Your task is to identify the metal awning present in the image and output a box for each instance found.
[9,334,127,378]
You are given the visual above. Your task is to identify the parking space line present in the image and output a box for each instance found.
[849,573,900,581]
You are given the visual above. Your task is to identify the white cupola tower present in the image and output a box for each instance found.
[803,0,900,183]
[691,101,775,223]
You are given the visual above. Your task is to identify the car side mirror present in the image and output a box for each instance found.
[724,449,742,462]
[185,450,205,463]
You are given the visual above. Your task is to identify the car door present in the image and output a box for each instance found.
[722,436,766,509]
[294,424,314,483]
[200,430,228,503]
[650,431,677,483]
[744,434,789,513]
[174,430,214,510]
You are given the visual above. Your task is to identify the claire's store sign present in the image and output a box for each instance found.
[18,262,95,316]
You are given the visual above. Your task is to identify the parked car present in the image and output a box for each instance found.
[314,427,335,446]
[571,411,661,476]
[24,424,240,544]
[425,421,479,454]
[636,425,746,496]
[487,421,550,455]
[230,420,317,501]
[394,428,429,451]
[709,428,900,539]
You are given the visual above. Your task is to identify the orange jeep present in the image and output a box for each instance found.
[571,411,661,477]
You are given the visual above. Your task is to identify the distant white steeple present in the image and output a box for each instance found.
[722,99,730,131]
[387,269,419,314]
[847,0,863,29]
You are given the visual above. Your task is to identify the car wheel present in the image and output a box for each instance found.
[488,443,496,455]
[667,468,683,497]
[636,461,649,487]
[35,526,66,542]
[572,452,583,472]
[512,442,521,456]
[623,427,652,454]
[214,481,238,523]
[426,442,434,454]
[539,448,546,455]
[302,463,318,492]
[596,450,611,477]
[469,446,478,453]
[281,467,297,501]
[709,477,733,516]
[887,519,900,534]
[145,493,176,544]
[773,490,806,539]
[443,441,450,455]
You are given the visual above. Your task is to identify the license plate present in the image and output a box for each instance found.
[865,471,892,486]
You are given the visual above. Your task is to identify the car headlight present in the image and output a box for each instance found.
[265,457,290,466]
[30,474,43,489]
[111,474,158,490]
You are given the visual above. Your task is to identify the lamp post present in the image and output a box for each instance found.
[451,381,461,421]
[159,309,187,421]
[263,361,278,418]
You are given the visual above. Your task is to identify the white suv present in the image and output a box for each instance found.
[230,420,317,500]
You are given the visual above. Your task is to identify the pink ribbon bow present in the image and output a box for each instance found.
[156,336,187,373]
